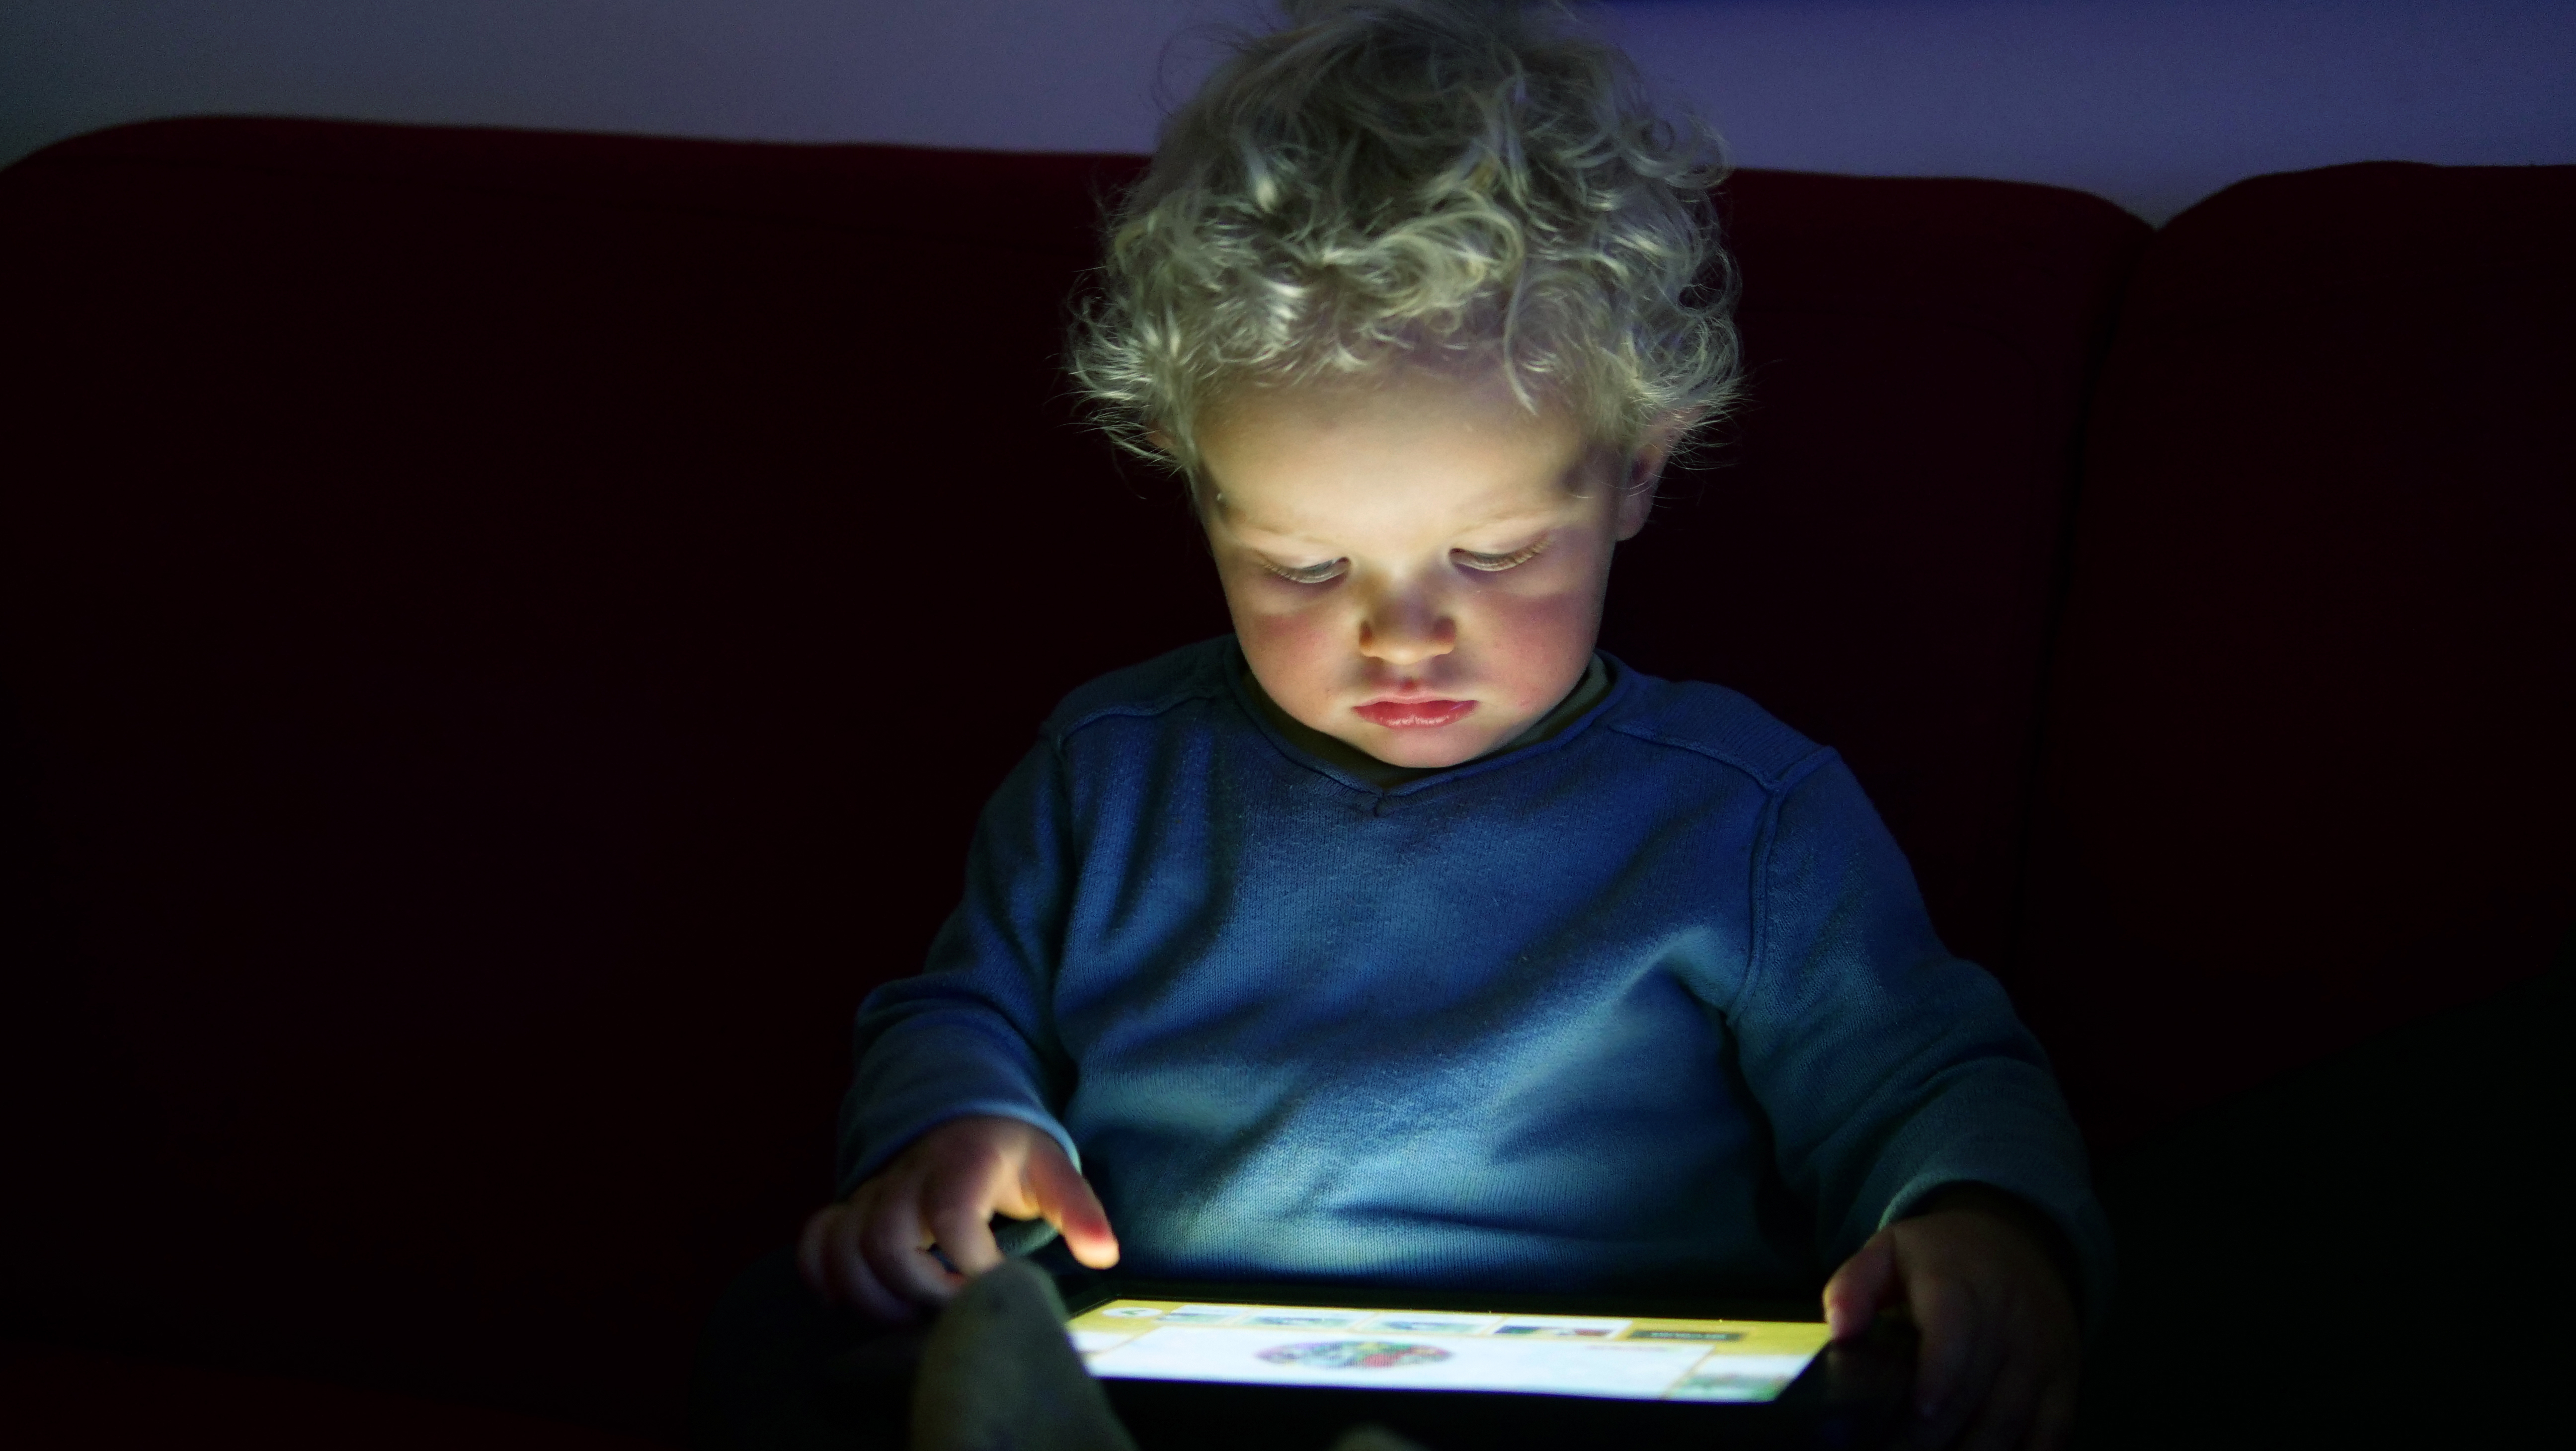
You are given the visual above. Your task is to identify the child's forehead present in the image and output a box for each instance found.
[1206,434,1607,549]
[1207,364,1592,463]
[1191,361,1625,539]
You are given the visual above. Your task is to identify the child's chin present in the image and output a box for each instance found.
[1357,726,1499,770]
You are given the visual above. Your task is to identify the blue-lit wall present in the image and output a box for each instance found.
[4,0,2571,221]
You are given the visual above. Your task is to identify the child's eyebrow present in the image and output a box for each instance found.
[1461,506,1562,531]
[1225,505,1565,547]
[1222,518,1340,551]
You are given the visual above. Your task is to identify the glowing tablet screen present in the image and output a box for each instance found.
[1067,1299,1832,1402]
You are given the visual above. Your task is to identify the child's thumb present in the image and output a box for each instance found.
[1026,1146,1122,1270]
[1822,1229,1898,1342]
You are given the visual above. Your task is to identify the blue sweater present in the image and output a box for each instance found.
[843,638,2109,1309]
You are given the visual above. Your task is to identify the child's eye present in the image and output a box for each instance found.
[1454,540,1547,572]
[1263,558,1347,585]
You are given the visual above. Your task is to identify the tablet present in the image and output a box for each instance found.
[1068,1294,1828,1401]
[1059,1280,1912,1451]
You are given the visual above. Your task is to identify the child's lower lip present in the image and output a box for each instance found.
[1354,699,1476,728]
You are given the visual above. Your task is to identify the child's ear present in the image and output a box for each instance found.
[1614,410,1697,539]
[1613,438,1673,541]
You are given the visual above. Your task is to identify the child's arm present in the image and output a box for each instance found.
[800,1114,1122,1323]
[1823,1183,2081,1451]
[1719,757,2106,1449]
[824,741,1093,1321]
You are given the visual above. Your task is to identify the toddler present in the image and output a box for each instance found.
[803,4,2103,1447]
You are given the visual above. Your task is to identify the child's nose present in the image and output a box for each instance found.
[1357,586,1456,666]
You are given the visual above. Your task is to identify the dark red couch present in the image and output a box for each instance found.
[1,119,2567,1449]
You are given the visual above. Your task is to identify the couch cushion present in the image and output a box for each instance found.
[1604,172,2148,976]
[1,1348,670,1450]
[2016,161,2576,1146]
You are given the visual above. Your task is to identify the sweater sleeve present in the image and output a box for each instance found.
[835,737,1081,1197]
[1728,753,2115,1331]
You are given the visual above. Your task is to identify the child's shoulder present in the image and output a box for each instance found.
[1602,664,1837,794]
[1040,636,1238,744]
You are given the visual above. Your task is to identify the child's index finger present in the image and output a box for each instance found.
[1024,1147,1122,1269]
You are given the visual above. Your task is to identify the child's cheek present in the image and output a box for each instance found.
[1473,580,1605,712]
[1226,580,1346,718]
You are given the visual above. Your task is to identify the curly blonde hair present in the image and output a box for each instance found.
[1069,0,1738,486]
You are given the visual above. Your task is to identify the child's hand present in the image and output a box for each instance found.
[1822,1185,2081,1451]
[798,1115,1121,1324]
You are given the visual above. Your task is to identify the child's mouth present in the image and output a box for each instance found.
[1354,699,1476,728]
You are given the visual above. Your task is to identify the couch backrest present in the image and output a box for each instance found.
[2016,161,2576,1148]
[1607,170,2145,976]
[0,118,2137,1438]
[0,119,1213,1439]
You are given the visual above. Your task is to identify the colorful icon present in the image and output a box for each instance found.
[1256,1339,1453,1370]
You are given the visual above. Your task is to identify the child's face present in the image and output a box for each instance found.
[1197,367,1656,769]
